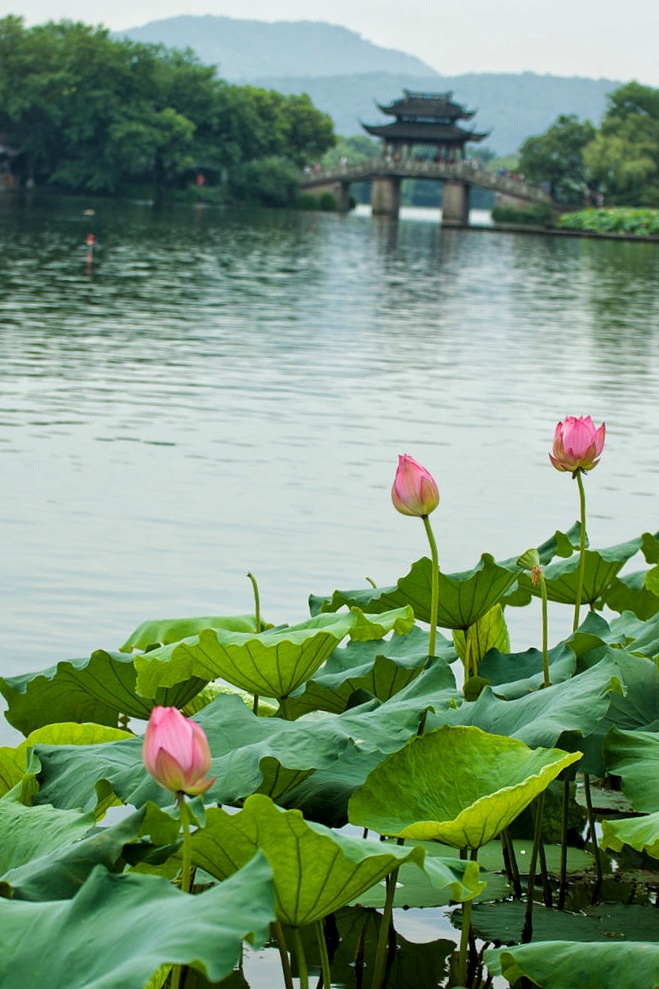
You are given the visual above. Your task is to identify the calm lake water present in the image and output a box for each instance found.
[1,194,659,741]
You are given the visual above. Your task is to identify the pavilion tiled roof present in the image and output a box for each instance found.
[362,120,488,144]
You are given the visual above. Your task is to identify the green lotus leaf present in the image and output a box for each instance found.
[120,614,266,652]
[575,647,659,776]
[348,725,581,849]
[279,663,459,825]
[485,941,659,989]
[533,523,584,563]
[640,532,659,564]
[0,650,207,736]
[568,611,627,654]
[443,654,624,749]
[32,687,430,816]
[0,853,275,989]
[134,607,415,701]
[603,571,659,620]
[604,726,659,812]
[510,536,651,609]
[310,554,520,629]
[453,604,510,669]
[0,789,96,879]
[0,800,180,901]
[285,626,455,718]
[610,610,659,659]
[0,722,132,797]
[189,794,483,927]
[601,810,659,859]
[477,642,576,700]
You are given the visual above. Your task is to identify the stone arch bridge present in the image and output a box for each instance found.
[300,158,552,226]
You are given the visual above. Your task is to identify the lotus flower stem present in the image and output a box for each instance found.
[170,796,193,989]
[537,833,553,907]
[272,921,295,989]
[247,572,262,714]
[583,772,603,897]
[500,829,522,898]
[573,472,588,632]
[316,920,332,989]
[522,792,545,943]
[178,795,192,894]
[457,848,478,988]
[457,896,472,985]
[370,865,399,989]
[422,515,439,658]
[292,926,309,989]
[558,778,570,910]
[535,567,551,688]
[464,629,474,683]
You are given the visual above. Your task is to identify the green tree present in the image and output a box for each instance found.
[0,17,335,200]
[518,114,596,204]
[280,93,335,166]
[583,82,659,205]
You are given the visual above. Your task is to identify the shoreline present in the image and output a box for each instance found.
[485,222,659,243]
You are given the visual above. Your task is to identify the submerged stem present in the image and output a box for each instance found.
[371,866,399,989]
[584,773,603,898]
[272,921,295,989]
[558,777,570,910]
[292,926,309,989]
[522,792,545,943]
[422,514,439,658]
[316,919,332,989]
[457,852,477,988]
[573,472,587,632]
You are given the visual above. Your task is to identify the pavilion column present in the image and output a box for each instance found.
[441,180,470,227]
[371,175,401,217]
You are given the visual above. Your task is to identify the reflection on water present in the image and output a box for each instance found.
[1,196,659,724]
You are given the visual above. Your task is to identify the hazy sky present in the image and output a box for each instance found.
[7,0,659,86]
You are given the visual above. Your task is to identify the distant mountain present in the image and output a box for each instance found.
[118,15,438,79]
[117,15,623,153]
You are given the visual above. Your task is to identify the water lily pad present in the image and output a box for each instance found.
[348,725,581,849]
[476,900,659,945]
[485,940,659,989]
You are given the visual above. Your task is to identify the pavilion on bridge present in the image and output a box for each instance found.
[362,90,488,163]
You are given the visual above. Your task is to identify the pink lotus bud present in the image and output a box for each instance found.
[549,416,606,475]
[391,454,439,517]
[142,706,215,796]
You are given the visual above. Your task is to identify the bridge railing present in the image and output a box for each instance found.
[300,158,552,204]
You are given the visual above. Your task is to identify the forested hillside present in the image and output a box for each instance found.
[119,15,623,153]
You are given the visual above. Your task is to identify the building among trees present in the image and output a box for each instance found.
[362,90,488,162]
